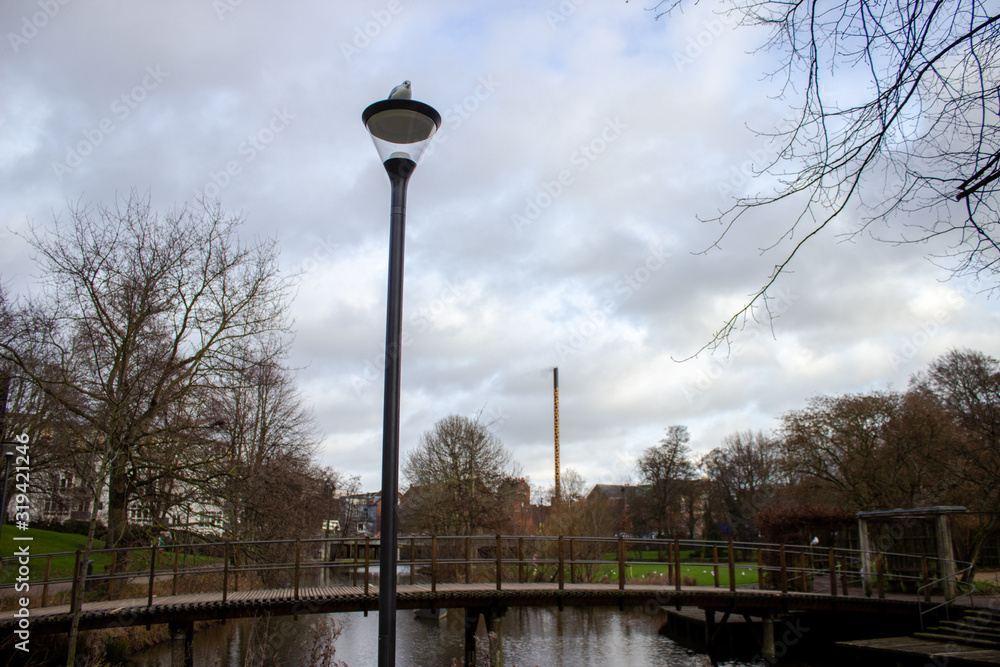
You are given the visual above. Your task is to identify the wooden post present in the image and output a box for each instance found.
[147,543,157,608]
[569,539,576,585]
[712,546,720,588]
[233,545,240,593]
[675,539,682,591]
[828,548,837,597]
[921,557,931,604]
[779,545,788,595]
[496,535,503,591]
[466,537,472,584]
[728,537,736,593]
[222,541,230,602]
[518,537,524,584]
[294,539,301,600]
[364,536,370,596]
[352,538,359,587]
[618,535,626,591]
[410,537,416,586]
[877,557,886,599]
[757,548,764,591]
[839,554,849,595]
[558,536,565,590]
[109,550,119,599]
[69,550,82,614]
[431,536,438,593]
[172,548,179,596]
[41,556,51,607]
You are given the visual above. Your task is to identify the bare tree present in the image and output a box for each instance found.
[779,389,959,510]
[914,348,1000,564]
[210,354,321,543]
[401,413,523,535]
[701,430,785,540]
[0,191,294,549]
[653,0,1000,354]
[634,425,697,537]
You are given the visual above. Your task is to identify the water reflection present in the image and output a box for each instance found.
[133,606,734,666]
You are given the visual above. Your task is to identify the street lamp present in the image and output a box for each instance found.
[362,94,441,667]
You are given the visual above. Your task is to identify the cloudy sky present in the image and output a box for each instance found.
[3,1,998,494]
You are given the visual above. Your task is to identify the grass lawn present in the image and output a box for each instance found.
[0,528,222,585]
[615,562,760,587]
[0,527,106,584]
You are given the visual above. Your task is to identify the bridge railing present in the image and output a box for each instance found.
[0,535,968,612]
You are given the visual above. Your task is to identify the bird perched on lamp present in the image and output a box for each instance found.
[388,81,411,100]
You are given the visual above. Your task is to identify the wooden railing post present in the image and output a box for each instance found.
[172,548,179,596]
[728,537,736,593]
[921,557,931,604]
[496,535,503,591]
[712,545,720,588]
[518,537,524,583]
[431,536,438,593]
[839,554,849,595]
[352,538,359,587]
[617,535,626,591]
[466,537,472,584]
[675,539,682,591]
[233,545,240,593]
[410,537,416,586]
[41,556,52,607]
[779,545,788,595]
[876,557,886,599]
[756,548,764,591]
[558,536,565,590]
[223,541,230,603]
[569,539,576,585]
[294,539,301,600]
[364,536,370,596]
[69,550,82,614]
[147,543,157,608]
[828,548,837,597]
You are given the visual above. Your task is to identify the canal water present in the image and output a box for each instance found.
[133,605,754,666]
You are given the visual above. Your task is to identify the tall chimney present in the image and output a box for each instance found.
[553,367,560,504]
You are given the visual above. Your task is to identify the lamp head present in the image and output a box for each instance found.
[363,99,441,166]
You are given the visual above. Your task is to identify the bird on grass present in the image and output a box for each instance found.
[388,80,411,100]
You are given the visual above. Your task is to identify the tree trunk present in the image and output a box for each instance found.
[107,456,129,547]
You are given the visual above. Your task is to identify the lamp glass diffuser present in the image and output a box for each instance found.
[363,100,442,164]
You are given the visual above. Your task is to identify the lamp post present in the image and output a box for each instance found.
[363,95,441,667]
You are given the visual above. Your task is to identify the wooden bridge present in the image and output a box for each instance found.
[0,535,975,665]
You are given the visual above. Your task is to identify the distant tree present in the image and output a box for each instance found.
[401,413,523,535]
[634,425,697,537]
[914,349,1000,565]
[701,430,785,540]
[652,0,1000,354]
[780,389,958,510]
[541,467,587,505]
